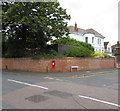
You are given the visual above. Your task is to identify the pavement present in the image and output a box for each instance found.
[1,68,120,110]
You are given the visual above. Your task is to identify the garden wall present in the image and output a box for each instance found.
[1,57,116,73]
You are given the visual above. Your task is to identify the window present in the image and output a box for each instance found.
[98,39,101,45]
[85,37,88,43]
[92,37,94,43]
[98,39,99,44]
[100,39,101,44]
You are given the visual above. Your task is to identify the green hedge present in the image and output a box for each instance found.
[65,47,93,57]
[52,37,94,52]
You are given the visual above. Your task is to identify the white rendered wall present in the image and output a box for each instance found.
[84,34,104,53]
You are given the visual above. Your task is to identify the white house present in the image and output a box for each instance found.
[68,23,105,53]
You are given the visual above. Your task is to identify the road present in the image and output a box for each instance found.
[2,68,120,109]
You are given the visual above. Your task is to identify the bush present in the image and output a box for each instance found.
[32,50,65,60]
[91,52,111,58]
[114,52,120,56]
[102,53,110,58]
[65,47,93,57]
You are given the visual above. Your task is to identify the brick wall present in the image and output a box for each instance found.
[1,57,116,73]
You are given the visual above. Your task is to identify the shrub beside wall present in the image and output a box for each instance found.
[65,47,93,57]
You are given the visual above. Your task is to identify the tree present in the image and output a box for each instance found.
[2,2,71,57]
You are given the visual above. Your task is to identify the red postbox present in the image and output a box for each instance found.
[52,60,55,68]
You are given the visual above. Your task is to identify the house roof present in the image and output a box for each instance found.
[68,26,86,35]
[85,29,105,38]
[68,26,105,39]
[111,41,120,48]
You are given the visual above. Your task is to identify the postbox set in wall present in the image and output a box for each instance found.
[52,60,55,68]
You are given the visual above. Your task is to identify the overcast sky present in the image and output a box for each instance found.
[58,0,119,45]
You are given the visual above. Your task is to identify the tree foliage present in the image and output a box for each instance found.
[2,2,71,57]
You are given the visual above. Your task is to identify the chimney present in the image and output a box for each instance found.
[117,41,120,48]
[74,22,78,32]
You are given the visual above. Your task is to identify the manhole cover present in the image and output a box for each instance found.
[25,95,49,103]
[44,90,72,99]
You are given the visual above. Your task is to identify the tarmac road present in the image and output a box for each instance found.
[2,68,120,110]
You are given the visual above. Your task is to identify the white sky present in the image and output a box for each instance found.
[58,0,119,45]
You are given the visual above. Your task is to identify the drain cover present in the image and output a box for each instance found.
[25,95,49,103]
[44,90,72,99]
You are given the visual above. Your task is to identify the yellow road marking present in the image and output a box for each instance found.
[71,70,118,79]
[3,70,119,79]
